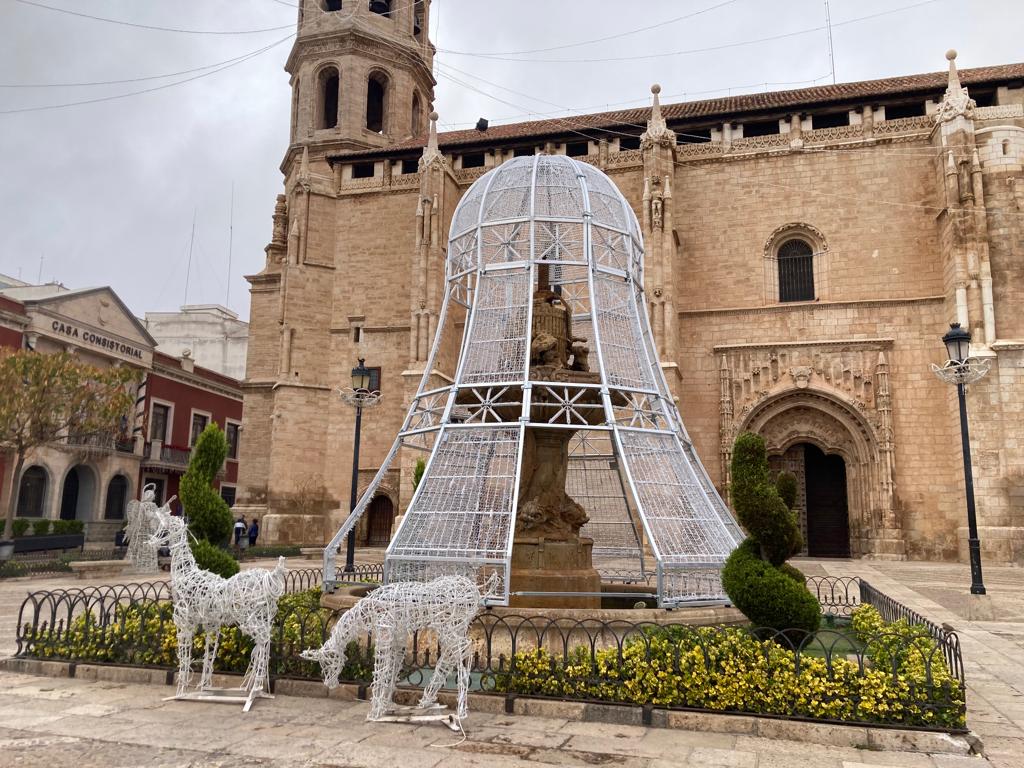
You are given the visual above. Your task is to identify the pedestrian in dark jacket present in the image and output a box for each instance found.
[248,518,259,548]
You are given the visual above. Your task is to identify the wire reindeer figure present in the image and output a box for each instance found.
[123,483,160,573]
[302,573,493,721]
[149,500,287,708]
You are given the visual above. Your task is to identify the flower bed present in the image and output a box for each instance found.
[13,578,966,731]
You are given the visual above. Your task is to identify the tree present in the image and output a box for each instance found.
[0,350,136,541]
[179,423,233,545]
[721,432,820,635]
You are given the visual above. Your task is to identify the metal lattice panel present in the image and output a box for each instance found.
[325,154,740,607]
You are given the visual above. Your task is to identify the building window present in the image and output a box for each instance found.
[677,128,711,144]
[742,119,781,137]
[16,466,47,517]
[323,0,342,11]
[352,162,375,179]
[105,475,129,520]
[413,5,423,40]
[400,159,419,174]
[369,0,391,17]
[777,239,815,302]
[512,146,534,157]
[884,101,927,119]
[220,486,237,507]
[812,111,849,128]
[150,403,170,442]
[190,412,210,447]
[366,73,387,133]
[367,367,381,392]
[618,136,641,150]
[411,91,422,135]
[225,422,240,460]
[460,153,485,169]
[291,78,301,138]
[319,67,340,129]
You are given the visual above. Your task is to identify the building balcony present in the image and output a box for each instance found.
[141,440,192,472]
[64,434,136,456]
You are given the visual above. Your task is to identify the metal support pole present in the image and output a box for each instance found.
[345,401,363,573]
[957,382,986,595]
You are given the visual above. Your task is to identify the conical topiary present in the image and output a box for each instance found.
[721,432,820,635]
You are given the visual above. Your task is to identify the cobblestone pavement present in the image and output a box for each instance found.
[0,555,1020,766]
[0,671,992,768]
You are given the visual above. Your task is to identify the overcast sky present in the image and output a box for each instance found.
[1,0,1020,322]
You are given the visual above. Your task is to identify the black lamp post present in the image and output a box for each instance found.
[345,358,372,573]
[942,323,986,596]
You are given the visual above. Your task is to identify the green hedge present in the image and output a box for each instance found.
[497,604,963,728]
[240,545,303,560]
[52,520,84,535]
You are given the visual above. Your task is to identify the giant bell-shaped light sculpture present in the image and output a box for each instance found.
[324,154,742,606]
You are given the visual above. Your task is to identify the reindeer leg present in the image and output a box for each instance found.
[176,625,194,696]
[369,632,399,720]
[455,633,472,720]
[199,628,220,691]
[243,619,272,696]
[420,636,456,710]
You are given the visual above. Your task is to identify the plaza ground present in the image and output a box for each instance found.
[0,555,1021,767]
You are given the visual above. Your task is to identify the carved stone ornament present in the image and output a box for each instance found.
[935,49,976,123]
[789,366,813,389]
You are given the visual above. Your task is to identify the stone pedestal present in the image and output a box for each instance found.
[509,536,601,609]
[258,511,325,546]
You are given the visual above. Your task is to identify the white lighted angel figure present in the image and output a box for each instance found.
[123,483,160,572]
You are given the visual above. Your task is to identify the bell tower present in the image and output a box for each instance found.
[285,0,434,158]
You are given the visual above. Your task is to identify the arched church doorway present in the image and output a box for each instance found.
[60,465,96,521]
[366,495,394,546]
[803,444,850,557]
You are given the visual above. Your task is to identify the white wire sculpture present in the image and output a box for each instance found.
[302,574,487,729]
[323,152,743,606]
[149,500,288,712]
[123,483,160,573]
[931,357,992,386]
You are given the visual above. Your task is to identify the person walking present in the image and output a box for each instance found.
[233,515,246,548]
[248,518,259,549]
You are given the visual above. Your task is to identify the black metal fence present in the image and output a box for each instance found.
[12,573,965,731]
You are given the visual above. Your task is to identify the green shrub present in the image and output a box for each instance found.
[496,617,964,728]
[11,519,30,537]
[240,545,302,560]
[179,424,232,546]
[31,519,51,536]
[722,432,819,634]
[412,457,426,491]
[189,538,239,579]
[52,519,84,535]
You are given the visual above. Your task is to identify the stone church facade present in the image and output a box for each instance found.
[235,0,1024,565]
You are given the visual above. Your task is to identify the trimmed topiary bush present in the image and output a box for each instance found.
[180,423,233,547]
[31,519,51,536]
[190,538,240,579]
[52,519,84,535]
[11,519,30,537]
[722,432,820,635]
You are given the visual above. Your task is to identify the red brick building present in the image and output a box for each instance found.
[141,352,243,511]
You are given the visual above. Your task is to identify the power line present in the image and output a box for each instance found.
[0,41,294,88]
[444,0,743,57]
[11,0,294,35]
[437,0,946,64]
[0,33,294,114]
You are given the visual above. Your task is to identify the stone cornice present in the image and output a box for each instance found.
[681,295,944,318]
[150,363,242,402]
[714,338,894,353]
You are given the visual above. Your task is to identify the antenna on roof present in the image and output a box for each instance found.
[184,208,197,307]
[37,254,44,284]
[824,0,836,84]
[226,182,234,308]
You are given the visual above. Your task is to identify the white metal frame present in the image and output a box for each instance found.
[323,155,741,606]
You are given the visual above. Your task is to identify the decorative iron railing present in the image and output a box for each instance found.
[12,574,965,731]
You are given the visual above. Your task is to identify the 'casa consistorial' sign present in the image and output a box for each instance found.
[50,320,146,360]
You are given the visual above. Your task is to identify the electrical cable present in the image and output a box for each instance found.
[11,0,295,35]
[0,33,294,114]
[437,0,947,63]
[444,0,743,57]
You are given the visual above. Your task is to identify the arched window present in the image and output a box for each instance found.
[411,91,421,135]
[413,6,424,40]
[366,72,387,133]
[16,466,47,517]
[777,238,815,302]
[319,67,340,130]
[323,0,342,11]
[291,77,301,138]
[369,0,391,17]
[104,475,129,520]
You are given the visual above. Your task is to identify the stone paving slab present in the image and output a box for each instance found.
[0,670,997,768]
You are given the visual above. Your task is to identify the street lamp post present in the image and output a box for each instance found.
[338,359,382,574]
[931,323,991,596]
